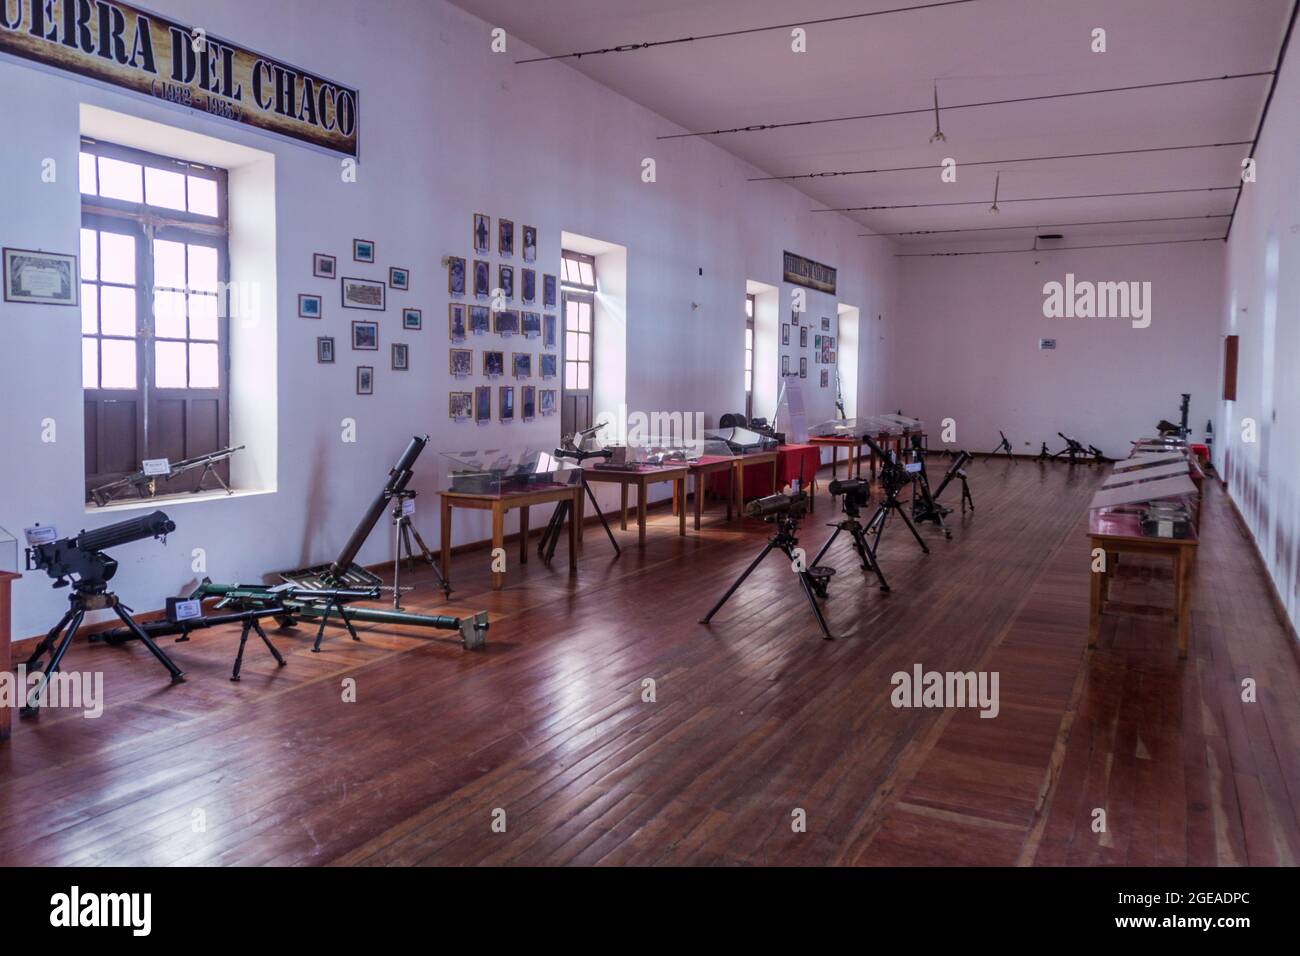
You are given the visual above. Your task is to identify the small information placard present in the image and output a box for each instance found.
[143,458,171,476]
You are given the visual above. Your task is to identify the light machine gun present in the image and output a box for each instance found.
[538,424,621,561]
[89,445,245,506]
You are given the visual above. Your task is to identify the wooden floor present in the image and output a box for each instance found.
[1,460,1297,866]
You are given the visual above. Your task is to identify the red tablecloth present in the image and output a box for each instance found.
[705,444,821,499]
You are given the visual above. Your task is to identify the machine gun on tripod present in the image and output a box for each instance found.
[1037,433,1110,465]
[984,430,1015,463]
[538,424,622,562]
[809,477,890,592]
[1156,393,1192,439]
[700,486,836,640]
[902,437,953,540]
[861,433,931,555]
[89,445,245,506]
[21,511,185,715]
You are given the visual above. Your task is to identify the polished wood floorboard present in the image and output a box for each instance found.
[1,461,1297,866]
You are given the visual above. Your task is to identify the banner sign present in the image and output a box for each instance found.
[783,251,837,295]
[0,0,360,156]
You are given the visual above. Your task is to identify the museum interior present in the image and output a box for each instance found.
[0,0,1297,872]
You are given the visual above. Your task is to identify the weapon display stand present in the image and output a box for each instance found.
[985,430,1015,463]
[230,616,286,681]
[700,511,836,641]
[810,514,890,592]
[390,490,451,609]
[538,474,621,562]
[865,482,931,555]
[22,589,185,716]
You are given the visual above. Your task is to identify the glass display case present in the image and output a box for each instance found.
[0,526,16,575]
[585,434,735,469]
[704,426,778,455]
[809,417,868,439]
[440,448,580,496]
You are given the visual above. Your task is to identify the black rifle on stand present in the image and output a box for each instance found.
[538,425,621,562]
[985,430,1015,463]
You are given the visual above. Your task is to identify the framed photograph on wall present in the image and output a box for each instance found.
[543,313,556,349]
[356,365,374,395]
[781,355,790,375]
[391,342,409,371]
[447,256,466,297]
[495,309,519,336]
[513,352,531,379]
[540,353,557,379]
[521,311,541,337]
[316,336,335,364]
[800,357,807,378]
[450,391,473,421]
[483,350,505,377]
[542,274,557,309]
[298,293,322,318]
[342,276,385,311]
[539,389,557,416]
[521,268,536,304]
[353,239,375,263]
[312,253,336,279]
[2,247,78,306]
[473,259,490,299]
[351,320,379,350]
[469,305,491,335]
[790,310,799,326]
[473,213,491,255]
[522,225,537,263]
[450,348,473,377]
[522,385,536,421]
[782,324,790,346]
[499,385,515,422]
[448,303,467,341]
[821,317,831,331]
[474,385,491,424]
[403,307,423,330]
[820,369,829,387]
[498,264,514,300]
[800,326,808,348]
[499,218,514,258]
[389,266,410,291]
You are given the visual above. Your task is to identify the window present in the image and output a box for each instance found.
[744,294,755,420]
[79,139,231,503]
[560,250,596,437]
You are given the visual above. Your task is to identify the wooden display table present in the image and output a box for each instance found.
[580,463,688,547]
[1087,506,1198,658]
[440,483,581,590]
[688,455,738,529]
[732,450,779,520]
[0,571,17,741]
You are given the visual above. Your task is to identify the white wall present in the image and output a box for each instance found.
[891,243,1224,459]
[0,0,896,636]
[1218,39,1300,637]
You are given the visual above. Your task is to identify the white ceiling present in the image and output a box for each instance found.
[452,0,1293,251]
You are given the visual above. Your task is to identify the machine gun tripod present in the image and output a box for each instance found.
[701,491,835,641]
[810,478,890,592]
[985,430,1015,463]
[862,435,931,555]
[538,426,621,562]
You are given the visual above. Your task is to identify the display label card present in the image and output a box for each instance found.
[171,599,202,621]
[24,525,57,546]
[905,462,923,473]
[402,499,416,517]
[143,458,171,476]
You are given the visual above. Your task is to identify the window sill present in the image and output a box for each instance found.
[85,487,275,516]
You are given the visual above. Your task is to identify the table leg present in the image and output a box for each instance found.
[1176,549,1190,659]
[695,473,703,530]
[620,484,629,531]
[771,458,778,497]
[735,461,745,519]
[831,446,839,480]
[678,477,687,536]
[1088,540,1103,649]
[576,484,585,545]
[491,505,505,590]
[725,468,733,521]
[440,496,452,581]
[637,481,648,547]
[568,490,578,570]
[519,505,529,565]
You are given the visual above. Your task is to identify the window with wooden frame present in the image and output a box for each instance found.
[560,250,596,437]
[79,138,231,503]
[744,294,755,420]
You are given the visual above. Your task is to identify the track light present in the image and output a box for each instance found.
[990,172,1001,214]
[929,83,946,143]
